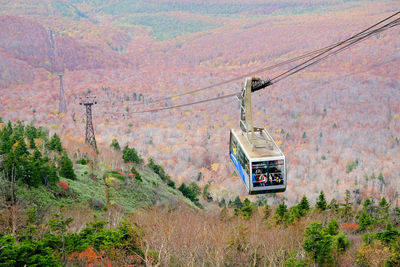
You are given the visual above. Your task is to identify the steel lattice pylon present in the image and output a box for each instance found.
[79,96,97,151]
[58,73,67,114]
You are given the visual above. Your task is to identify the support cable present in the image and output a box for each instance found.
[131,11,400,107]
[131,12,400,114]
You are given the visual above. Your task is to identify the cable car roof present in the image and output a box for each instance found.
[231,128,283,159]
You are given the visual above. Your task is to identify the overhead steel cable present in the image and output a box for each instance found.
[131,42,368,107]
[133,92,238,113]
[131,11,400,114]
[132,46,343,106]
[270,18,400,83]
[117,57,398,116]
[131,11,400,108]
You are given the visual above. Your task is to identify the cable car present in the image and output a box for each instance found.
[229,77,286,194]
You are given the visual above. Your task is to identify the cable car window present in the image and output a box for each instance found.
[230,134,250,178]
[252,162,269,187]
[268,164,284,185]
[252,161,284,187]
[237,146,248,175]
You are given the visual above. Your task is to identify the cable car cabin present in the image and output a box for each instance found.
[229,128,286,194]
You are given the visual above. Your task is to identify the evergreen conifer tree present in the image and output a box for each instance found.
[47,133,63,152]
[303,221,333,265]
[233,196,243,209]
[276,201,288,222]
[358,211,373,231]
[264,202,271,220]
[378,197,390,221]
[342,190,353,221]
[316,190,327,211]
[59,153,76,180]
[14,137,29,157]
[326,219,339,235]
[299,195,310,213]
[29,136,36,149]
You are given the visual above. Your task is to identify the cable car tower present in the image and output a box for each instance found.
[79,96,98,151]
[230,77,286,194]
[58,73,67,114]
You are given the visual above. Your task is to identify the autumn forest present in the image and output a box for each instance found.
[0,0,399,266]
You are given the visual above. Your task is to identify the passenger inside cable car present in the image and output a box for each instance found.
[252,161,284,188]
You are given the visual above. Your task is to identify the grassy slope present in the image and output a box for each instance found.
[16,158,195,215]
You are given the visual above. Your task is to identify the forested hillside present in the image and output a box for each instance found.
[0,121,399,265]
[0,0,399,214]
[0,120,199,229]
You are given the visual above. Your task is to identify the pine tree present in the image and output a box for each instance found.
[49,207,74,262]
[12,120,24,141]
[264,202,271,220]
[299,195,310,213]
[329,198,339,211]
[0,121,13,153]
[233,196,243,209]
[24,153,41,187]
[326,219,339,235]
[28,136,36,149]
[316,190,327,211]
[358,211,373,231]
[342,190,352,221]
[14,137,29,157]
[276,201,288,223]
[303,221,333,265]
[241,201,254,220]
[59,153,76,180]
[47,133,63,152]
[378,197,390,221]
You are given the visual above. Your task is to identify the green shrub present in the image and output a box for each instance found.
[334,232,350,252]
[122,145,142,164]
[0,234,61,266]
[104,170,125,181]
[284,253,307,267]
[148,158,177,188]
[148,158,165,179]
[232,196,243,209]
[76,158,88,165]
[167,180,175,188]
[130,166,142,182]
[241,199,254,220]
[110,139,121,150]
[202,182,212,201]
[178,182,201,207]
[345,160,357,173]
